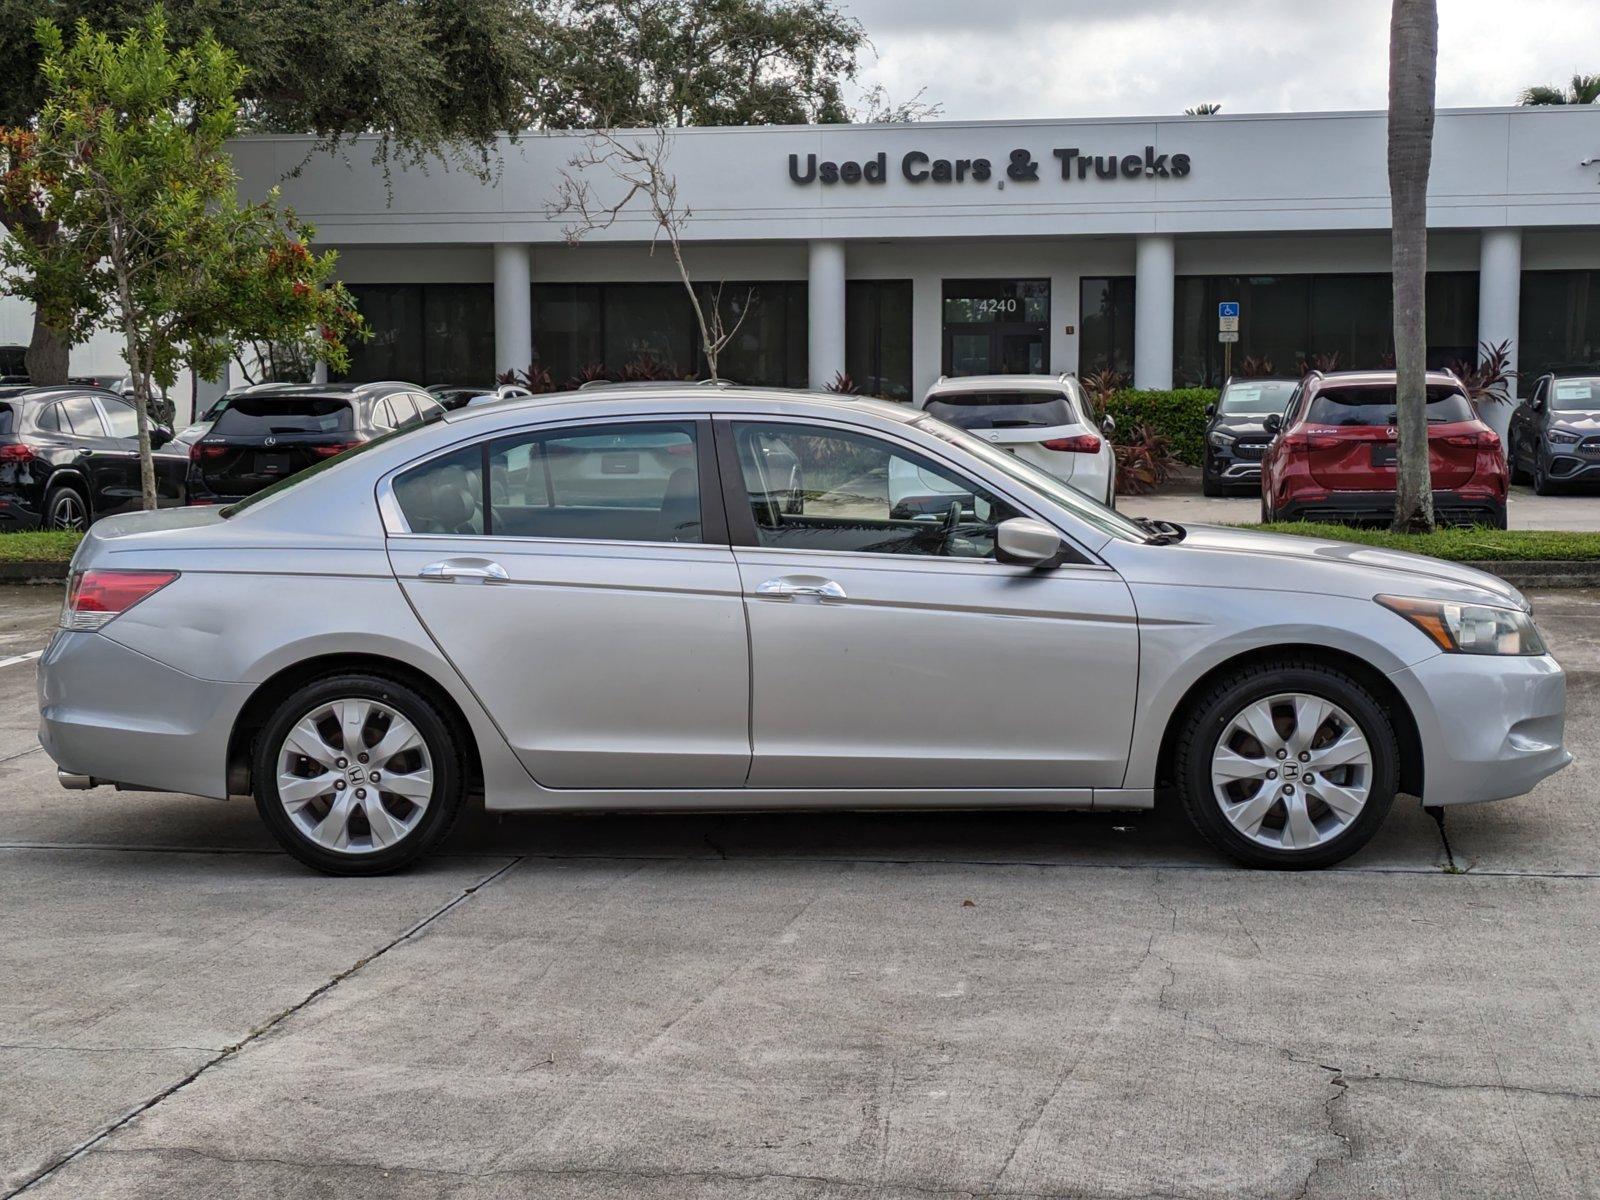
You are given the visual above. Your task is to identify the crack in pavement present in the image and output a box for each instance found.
[2,855,527,1199]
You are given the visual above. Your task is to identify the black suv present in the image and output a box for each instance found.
[1202,377,1301,496]
[1506,371,1600,494]
[188,381,444,502]
[0,385,185,530]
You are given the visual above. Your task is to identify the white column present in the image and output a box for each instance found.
[493,242,533,378]
[1478,227,1522,441]
[807,240,846,389]
[1133,234,1175,390]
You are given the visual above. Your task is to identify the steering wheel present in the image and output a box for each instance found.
[940,501,963,555]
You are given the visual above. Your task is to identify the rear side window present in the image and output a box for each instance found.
[1306,385,1474,426]
[61,394,105,436]
[212,398,354,436]
[393,422,703,544]
[924,391,1077,431]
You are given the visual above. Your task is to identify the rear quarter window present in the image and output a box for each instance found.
[211,398,354,436]
[924,391,1078,431]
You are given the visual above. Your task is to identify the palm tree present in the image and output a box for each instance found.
[1389,0,1438,533]
[1184,102,1222,115]
[1518,74,1600,105]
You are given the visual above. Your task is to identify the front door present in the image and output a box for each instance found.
[718,418,1138,790]
[385,417,751,790]
[942,279,1050,377]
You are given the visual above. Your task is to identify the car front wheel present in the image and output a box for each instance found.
[254,674,466,875]
[1532,451,1558,496]
[1173,660,1398,869]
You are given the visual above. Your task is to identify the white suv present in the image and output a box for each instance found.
[917,374,1116,504]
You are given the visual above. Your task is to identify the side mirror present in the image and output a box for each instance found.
[1531,396,1546,413]
[1204,403,1216,418]
[995,517,1063,566]
[1263,413,1283,436]
[149,426,173,449]
[1100,414,1116,436]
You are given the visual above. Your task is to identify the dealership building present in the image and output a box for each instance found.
[10,106,1600,435]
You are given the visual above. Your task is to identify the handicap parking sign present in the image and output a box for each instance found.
[1218,302,1240,318]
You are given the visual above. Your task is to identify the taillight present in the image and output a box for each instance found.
[0,442,34,463]
[1041,434,1102,453]
[189,441,227,461]
[311,442,360,458]
[61,569,179,631]
[1442,431,1501,449]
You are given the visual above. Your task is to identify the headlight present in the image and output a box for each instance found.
[1376,595,1547,656]
[1547,428,1580,445]
[1208,430,1235,449]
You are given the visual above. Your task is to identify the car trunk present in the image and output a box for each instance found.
[193,397,356,496]
[923,390,1084,475]
[1303,385,1480,490]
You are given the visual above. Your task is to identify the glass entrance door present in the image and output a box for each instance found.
[942,280,1050,377]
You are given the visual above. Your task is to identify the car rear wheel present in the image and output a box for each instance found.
[254,674,466,875]
[1173,660,1398,869]
[44,483,89,532]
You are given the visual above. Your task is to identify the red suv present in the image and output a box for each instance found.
[1260,370,1507,528]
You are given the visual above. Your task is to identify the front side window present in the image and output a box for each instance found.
[730,422,1020,559]
[393,421,703,544]
[98,398,139,440]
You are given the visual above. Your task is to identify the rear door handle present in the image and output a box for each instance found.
[418,557,509,584]
[756,577,847,602]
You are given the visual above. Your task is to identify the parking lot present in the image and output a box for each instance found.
[1122,481,1600,530]
[3,581,1599,1199]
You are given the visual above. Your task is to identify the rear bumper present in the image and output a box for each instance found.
[1390,651,1570,805]
[1276,489,1505,528]
[38,630,249,799]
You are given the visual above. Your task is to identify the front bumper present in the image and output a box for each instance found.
[1277,489,1505,528]
[1389,650,1570,805]
[1203,451,1262,490]
[38,630,250,799]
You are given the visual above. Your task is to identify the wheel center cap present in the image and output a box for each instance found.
[346,764,366,787]
[1281,760,1300,782]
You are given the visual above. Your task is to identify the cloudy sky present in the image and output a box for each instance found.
[839,0,1600,120]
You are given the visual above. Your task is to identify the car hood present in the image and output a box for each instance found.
[1114,524,1527,609]
[1549,411,1600,433]
[1210,415,1270,436]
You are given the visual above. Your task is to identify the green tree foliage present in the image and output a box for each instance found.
[0,0,542,383]
[1518,74,1600,106]
[533,0,867,127]
[2,9,364,509]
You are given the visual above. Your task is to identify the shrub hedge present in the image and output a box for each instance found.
[1100,388,1217,466]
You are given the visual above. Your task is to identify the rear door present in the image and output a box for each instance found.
[384,416,751,790]
[57,393,136,514]
[719,417,1139,791]
[95,396,184,507]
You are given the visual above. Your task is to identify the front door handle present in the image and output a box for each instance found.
[417,557,509,584]
[756,577,847,602]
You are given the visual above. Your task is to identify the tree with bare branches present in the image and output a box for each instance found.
[549,125,752,381]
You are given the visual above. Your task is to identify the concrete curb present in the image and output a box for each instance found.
[0,561,69,583]
[1468,560,1600,590]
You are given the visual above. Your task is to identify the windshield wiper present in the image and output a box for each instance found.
[1131,515,1186,545]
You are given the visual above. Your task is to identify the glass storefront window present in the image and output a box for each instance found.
[1520,271,1600,383]
[942,279,1049,377]
[1078,277,1136,377]
[338,284,427,383]
[846,280,912,400]
[533,284,603,385]
[602,283,696,376]
[942,279,1049,324]
[694,282,808,387]
[422,285,496,385]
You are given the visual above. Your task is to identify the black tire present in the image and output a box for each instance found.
[43,482,90,532]
[1259,495,1273,523]
[253,673,467,875]
[1509,444,1530,486]
[1172,659,1398,870]
[1532,451,1558,496]
[1202,475,1225,498]
[1488,503,1509,531]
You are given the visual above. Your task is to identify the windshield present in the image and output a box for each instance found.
[924,391,1078,431]
[1219,380,1297,415]
[1306,385,1474,426]
[219,426,410,518]
[1551,378,1600,412]
[211,397,353,437]
[913,414,1151,544]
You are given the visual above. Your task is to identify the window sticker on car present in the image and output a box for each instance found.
[1555,381,1595,402]
[1230,387,1261,404]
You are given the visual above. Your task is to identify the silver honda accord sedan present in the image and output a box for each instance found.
[38,387,1569,874]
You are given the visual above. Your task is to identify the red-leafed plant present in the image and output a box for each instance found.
[1114,424,1183,495]
[1239,355,1277,378]
[1451,339,1516,408]
[824,370,859,394]
[1297,351,1343,376]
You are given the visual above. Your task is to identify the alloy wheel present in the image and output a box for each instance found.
[274,697,435,854]
[49,491,87,532]
[1210,692,1373,851]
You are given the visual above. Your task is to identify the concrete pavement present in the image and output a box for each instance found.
[2,586,1598,1198]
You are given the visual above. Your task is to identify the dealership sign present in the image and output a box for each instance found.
[788,146,1192,186]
